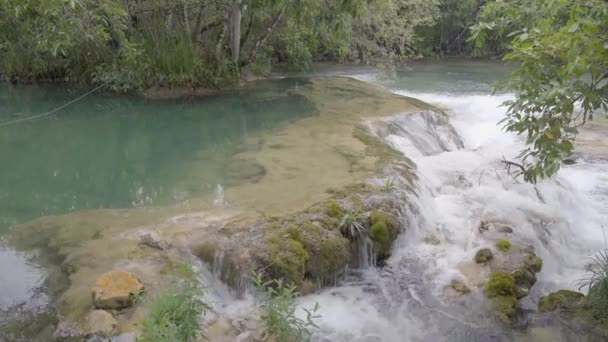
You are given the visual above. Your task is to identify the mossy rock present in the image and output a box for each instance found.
[496,240,511,253]
[265,236,309,286]
[538,290,584,312]
[474,248,493,264]
[193,242,247,290]
[369,211,400,258]
[486,272,517,298]
[324,200,344,220]
[450,279,471,295]
[524,255,543,273]
[291,221,351,286]
[424,233,441,245]
[511,267,537,299]
[485,272,518,322]
[491,295,518,322]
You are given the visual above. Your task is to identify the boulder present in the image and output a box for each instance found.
[92,271,144,309]
[538,290,585,312]
[450,279,471,295]
[85,310,117,337]
[474,248,493,263]
[139,232,170,250]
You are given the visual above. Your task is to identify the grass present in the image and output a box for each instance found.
[252,272,320,342]
[138,286,210,342]
[379,177,396,192]
[577,250,608,320]
[338,208,369,240]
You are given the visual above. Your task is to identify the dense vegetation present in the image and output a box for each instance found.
[1,0,606,181]
[472,0,608,182]
[0,0,484,91]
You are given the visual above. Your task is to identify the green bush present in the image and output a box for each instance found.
[252,273,320,342]
[578,250,608,320]
[139,287,210,342]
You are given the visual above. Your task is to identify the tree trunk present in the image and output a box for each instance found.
[241,5,286,67]
[229,4,242,64]
[183,0,191,36]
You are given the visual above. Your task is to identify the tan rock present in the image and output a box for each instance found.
[92,271,144,309]
[85,310,117,336]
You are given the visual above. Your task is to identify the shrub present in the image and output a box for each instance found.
[139,287,210,342]
[252,273,320,342]
[577,250,608,320]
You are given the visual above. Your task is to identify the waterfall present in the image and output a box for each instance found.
[298,86,608,341]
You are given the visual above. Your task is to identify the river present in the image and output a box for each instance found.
[0,61,606,341]
[296,61,608,341]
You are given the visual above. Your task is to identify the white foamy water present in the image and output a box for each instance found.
[299,72,608,341]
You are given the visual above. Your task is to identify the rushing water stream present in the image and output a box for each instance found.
[294,63,608,341]
[1,61,607,341]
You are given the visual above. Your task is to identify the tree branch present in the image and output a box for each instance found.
[240,5,287,67]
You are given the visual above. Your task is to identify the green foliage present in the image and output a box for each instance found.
[379,177,396,192]
[324,200,344,220]
[338,208,368,240]
[0,0,444,89]
[417,0,484,56]
[472,0,608,182]
[578,250,608,320]
[252,273,320,342]
[139,287,210,342]
[496,239,511,253]
[0,0,129,82]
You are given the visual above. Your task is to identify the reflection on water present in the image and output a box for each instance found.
[0,79,315,234]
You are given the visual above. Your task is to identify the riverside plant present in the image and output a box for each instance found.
[139,265,210,342]
[252,272,320,342]
[577,250,608,320]
[338,209,369,240]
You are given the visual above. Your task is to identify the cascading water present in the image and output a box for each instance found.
[297,69,608,341]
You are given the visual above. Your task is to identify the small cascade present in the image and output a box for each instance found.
[212,184,226,208]
[352,236,376,269]
[383,110,464,157]
[301,82,608,341]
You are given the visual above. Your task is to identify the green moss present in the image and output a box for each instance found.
[524,255,543,273]
[324,200,344,220]
[266,236,309,286]
[315,237,351,285]
[491,295,518,322]
[370,221,390,256]
[538,290,584,312]
[370,211,399,237]
[496,239,511,253]
[279,220,351,287]
[486,272,517,298]
[485,272,519,321]
[369,211,400,258]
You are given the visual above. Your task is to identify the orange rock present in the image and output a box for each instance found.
[92,271,144,309]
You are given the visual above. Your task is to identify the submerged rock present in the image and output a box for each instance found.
[474,248,494,263]
[450,279,471,295]
[85,310,117,337]
[92,271,144,309]
[538,290,584,312]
